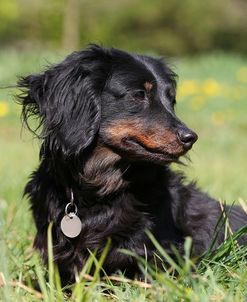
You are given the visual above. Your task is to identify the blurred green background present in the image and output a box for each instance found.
[0,0,246,55]
[0,0,247,299]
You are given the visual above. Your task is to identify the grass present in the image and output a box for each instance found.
[0,50,247,301]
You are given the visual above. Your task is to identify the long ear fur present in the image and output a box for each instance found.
[17,45,110,156]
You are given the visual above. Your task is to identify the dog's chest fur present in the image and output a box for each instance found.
[28,153,185,281]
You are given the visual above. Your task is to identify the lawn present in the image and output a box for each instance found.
[0,50,246,301]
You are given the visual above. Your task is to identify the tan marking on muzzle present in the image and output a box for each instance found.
[105,120,185,155]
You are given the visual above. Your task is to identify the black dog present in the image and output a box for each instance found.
[18,45,247,284]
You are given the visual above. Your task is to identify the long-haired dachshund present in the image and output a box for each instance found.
[18,45,247,284]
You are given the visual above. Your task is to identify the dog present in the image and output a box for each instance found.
[18,45,247,284]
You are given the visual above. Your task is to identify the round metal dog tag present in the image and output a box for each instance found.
[60,213,82,238]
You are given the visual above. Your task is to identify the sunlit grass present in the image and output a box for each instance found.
[1,224,246,301]
[0,51,247,301]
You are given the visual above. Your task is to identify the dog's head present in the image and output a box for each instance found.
[18,45,197,165]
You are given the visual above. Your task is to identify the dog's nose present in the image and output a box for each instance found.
[177,128,198,149]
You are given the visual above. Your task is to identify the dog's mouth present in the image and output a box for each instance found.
[123,137,187,164]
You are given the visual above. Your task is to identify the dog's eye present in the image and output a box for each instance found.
[166,88,176,106]
[166,88,175,99]
[132,90,146,101]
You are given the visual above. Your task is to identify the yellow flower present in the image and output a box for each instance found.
[177,80,199,100]
[201,79,221,96]
[211,112,225,126]
[0,101,9,117]
[236,67,247,83]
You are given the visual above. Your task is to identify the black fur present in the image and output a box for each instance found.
[18,45,247,284]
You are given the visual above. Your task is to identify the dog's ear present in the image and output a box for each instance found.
[18,46,110,156]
